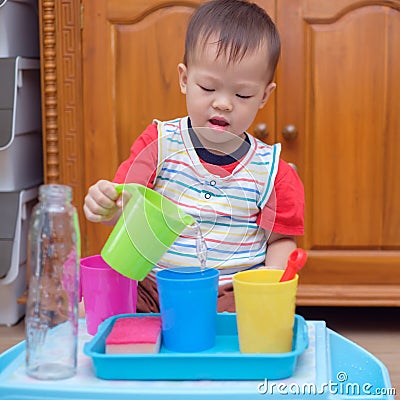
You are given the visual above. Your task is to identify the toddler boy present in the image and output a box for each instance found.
[84,0,304,312]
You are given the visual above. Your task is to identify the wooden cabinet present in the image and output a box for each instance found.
[274,0,400,305]
[39,0,400,305]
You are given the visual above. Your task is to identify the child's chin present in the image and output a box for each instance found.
[195,126,239,143]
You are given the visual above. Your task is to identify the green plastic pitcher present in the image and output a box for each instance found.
[101,184,195,280]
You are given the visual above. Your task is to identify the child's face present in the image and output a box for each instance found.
[178,39,275,149]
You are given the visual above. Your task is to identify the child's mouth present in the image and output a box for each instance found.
[209,118,229,130]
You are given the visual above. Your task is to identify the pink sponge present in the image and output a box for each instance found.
[105,316,162,354]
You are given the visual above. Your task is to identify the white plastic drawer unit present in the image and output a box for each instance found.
[0,187,38,325]
[0,0,39,58]
[0,57,43,191]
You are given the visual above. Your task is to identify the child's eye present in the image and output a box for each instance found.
[236,94,252,99]
[199,85,214,92]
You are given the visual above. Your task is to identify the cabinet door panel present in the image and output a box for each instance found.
[309,6,388,248]
[277,0,400,285]
[114,7,190,162]
[383,11,400,247]
[83,1,201,253]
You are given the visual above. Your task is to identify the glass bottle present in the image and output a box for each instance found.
[25,184,80,380]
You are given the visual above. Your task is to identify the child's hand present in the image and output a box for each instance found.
[83,180,122,223]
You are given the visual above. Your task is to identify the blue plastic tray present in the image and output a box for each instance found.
[84,313,308,380]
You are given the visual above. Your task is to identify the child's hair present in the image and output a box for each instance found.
[183,0,281,82]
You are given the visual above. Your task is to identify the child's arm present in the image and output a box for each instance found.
[263,232,296,269]
[83,179,123,225]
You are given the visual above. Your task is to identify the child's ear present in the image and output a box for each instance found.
[178,63,188,94]
[259,82,276,109]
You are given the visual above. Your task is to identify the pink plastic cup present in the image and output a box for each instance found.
[80,255,137,335]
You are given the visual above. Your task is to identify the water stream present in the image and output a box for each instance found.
[193,222,207,270]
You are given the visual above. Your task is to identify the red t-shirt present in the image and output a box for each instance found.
[114,123,304,236]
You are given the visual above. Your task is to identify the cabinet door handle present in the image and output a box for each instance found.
[253,123,269,141]
[282,125,298,141]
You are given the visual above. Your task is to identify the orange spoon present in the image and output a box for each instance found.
[279,248,308,282]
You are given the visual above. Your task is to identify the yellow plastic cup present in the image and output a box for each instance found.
[233,269,298,353]
[101,183,195,281]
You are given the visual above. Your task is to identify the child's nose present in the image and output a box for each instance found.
[212,96,232,112]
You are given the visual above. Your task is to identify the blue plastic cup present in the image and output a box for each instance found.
[156,267,219,352]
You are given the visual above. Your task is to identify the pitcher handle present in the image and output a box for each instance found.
[114,183,140,196]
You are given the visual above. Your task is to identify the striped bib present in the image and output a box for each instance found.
[149,117,280,285]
